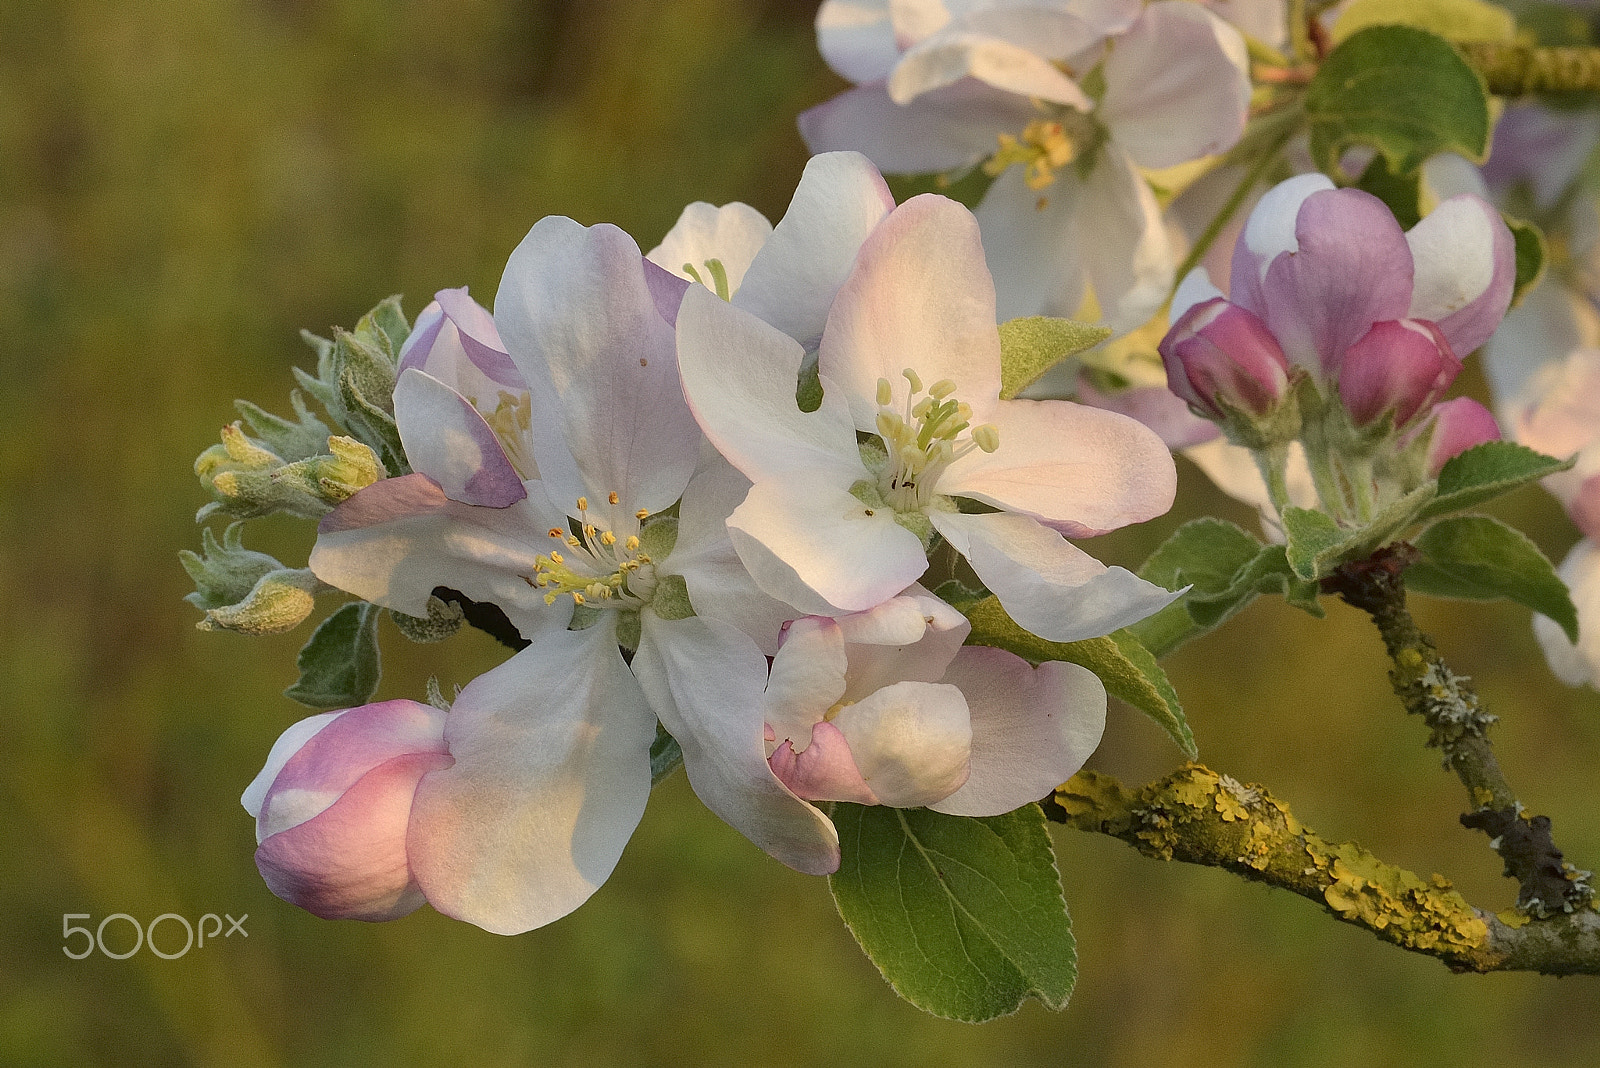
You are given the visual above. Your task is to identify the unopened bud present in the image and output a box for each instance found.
[180,523,286,611]
[1159,299,1291,423]
[197,568,322,635]
[1337,319,1460,429]
[1422,397,1501,476]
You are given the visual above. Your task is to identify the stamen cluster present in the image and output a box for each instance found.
[873,368,999,513]
[527,494,653,607]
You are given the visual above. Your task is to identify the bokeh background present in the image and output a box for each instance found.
[4,1,1600,1064]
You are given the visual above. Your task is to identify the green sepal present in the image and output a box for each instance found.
[964,597,1195,758]
[338,367,410,476]
[650,722,684,785]
[829,803,1076,1022]
[235,391,331,464]
[1282,482,1437,581]
[195,567,321,636]
[284,601,383,709]
[1407,514,1580,641]
[996,317,1112,399]
[649,574,695,621]
[1419,441,1573,520]
[1507,216,1548,309]
[1306,25,1491,177]
[796,349,824,413]
[365,294,411,356]
[180,523,286,610]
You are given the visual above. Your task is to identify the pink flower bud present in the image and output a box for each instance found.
[242,700,452,922]
[1159,298,1292,420]
[1423,397,1501,476]
[1337,319,1460,428]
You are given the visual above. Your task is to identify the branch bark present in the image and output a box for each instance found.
[1052,765,1600,975]
[1458,43,1600,97]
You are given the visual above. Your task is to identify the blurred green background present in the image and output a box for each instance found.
[4,1,1600,1064]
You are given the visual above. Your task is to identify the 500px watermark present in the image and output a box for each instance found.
[62,913,247,960]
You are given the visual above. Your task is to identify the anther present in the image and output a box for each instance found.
[929,379,957,400]
[876,377,893,406]
[548,528,564,539]
[608,491,620,505]
[576,496,589,511]
[635,508,649,521]
[972,424,1001,453]
[600,531,617,546]
[902,368,923,394]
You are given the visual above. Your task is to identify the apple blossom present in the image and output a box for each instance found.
[309,216,843,933]
[800,0,1250,330]
[677,191,1180,642]
[242,700,452,922]
[765,588,1106,815]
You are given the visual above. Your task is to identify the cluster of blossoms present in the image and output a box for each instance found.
[1156,173,1514,532]
[242,152,1181,931]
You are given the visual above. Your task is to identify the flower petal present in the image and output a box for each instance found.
[726,469,928,616]
[632,614,842,874]
[943,397,1177,536]
[769,722,880,805]
[647,201,773,295]
[393,369,527,507]
[830,680,972,807]
[242,711,342,822]
[1534,539,1600,688]
[930,509,1181,642]
[400,287,524,391]
[820,193,1003,428]
[1228,172,1334,318]
[1074,379,1222,450]
[494,216,700,519]
[1258,187,1413,375]
[676,285,862,484]
[889,32,1092,107]
[799,79,1038,174]
[817,0,898,83]
[735,151,896,350]
[1100,1,1249,168]
[765,616,849,748]
[929,647,1105,816]
[311,473,561,634]
[1405,194,1515,357]
[407,620,656,935]
[836,588,970,703]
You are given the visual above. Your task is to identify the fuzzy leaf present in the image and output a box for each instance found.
[997,317,1111,399]
[829,803,1075,1022]
[1282,483,1437,581]
[1306,25,1491,177]
[1408,514,1580,641]
[1421,441,1573,520]
[650,723,684,785]
[284,601,382,709]
[1508,216,1548,309]
[964,597,1195,758]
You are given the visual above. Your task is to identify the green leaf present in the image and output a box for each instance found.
[1331,0,1515,45]
[1306,25,1491,178]
[829,803,1075,1022]
[650,723,683,785]
[284,601,382,708]
[964,597,1195,758]
[1281,483,1437,580]
[1507,216,1548,309]
[997,317,1111,399]
[1408,514,1580,641]
[1356,152,1421,228]
[1138,518,1266,592]
[1421,441,1572,519]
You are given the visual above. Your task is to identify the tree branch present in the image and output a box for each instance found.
[1457,43,1600,97]
[1320,546,1593,916]
[1051,765,1600,975]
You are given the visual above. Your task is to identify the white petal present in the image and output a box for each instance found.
[408,620,656,935]
[1099,2,1249,169]
[765,616,849,748]
[663,453,798,655]
[1171,267,1226,324]
[1483,281,1600,410]
[819,194,1004,429]
[1406,194,1514,356]
[676,285,863,484]
[393,369,527,507]
[799,79,1039,174]
[494,216,700,520]
[632,614,841,874]
[889,31,1092,107]
[930,648,1105,816]
[831,680,973,807]
[647,201,773,295]
[727,470,930,616]
[930,509,1181,642]
[1533,540,1600,688]
[837,588,971,703]
[817,0,900,82]
[1076,149,1176,331]
[977,166,1088,322]
[734,151,896,350]
[241,712,343,825]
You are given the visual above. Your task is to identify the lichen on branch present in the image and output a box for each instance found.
[1052,765,1600,976]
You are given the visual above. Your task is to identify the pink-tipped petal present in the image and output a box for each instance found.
[1099,1,1250,169]
[764,616,849,751]
[930,509,1182,643]
[836,589,970,703]
[768,722,881,806]
[930,648,1106,817]
[393,369,527,507]
[632,614,842,875]
[408,620,656,935]
[735,151,897,350]
[1425,397,1502,477]
[1160,299,1291,419]
[943,397,1178,535]
[400,288,524,391]
[1407,194,1515,357]
[242,712,342,821]
[1229,172,1335,318]
[820,194,1003,428]
[1337,319,1460,428]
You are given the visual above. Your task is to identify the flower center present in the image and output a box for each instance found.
[469,389,537,480]
[525,494,656,608]
[873,368,999,513]
[983,118,1077,191]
